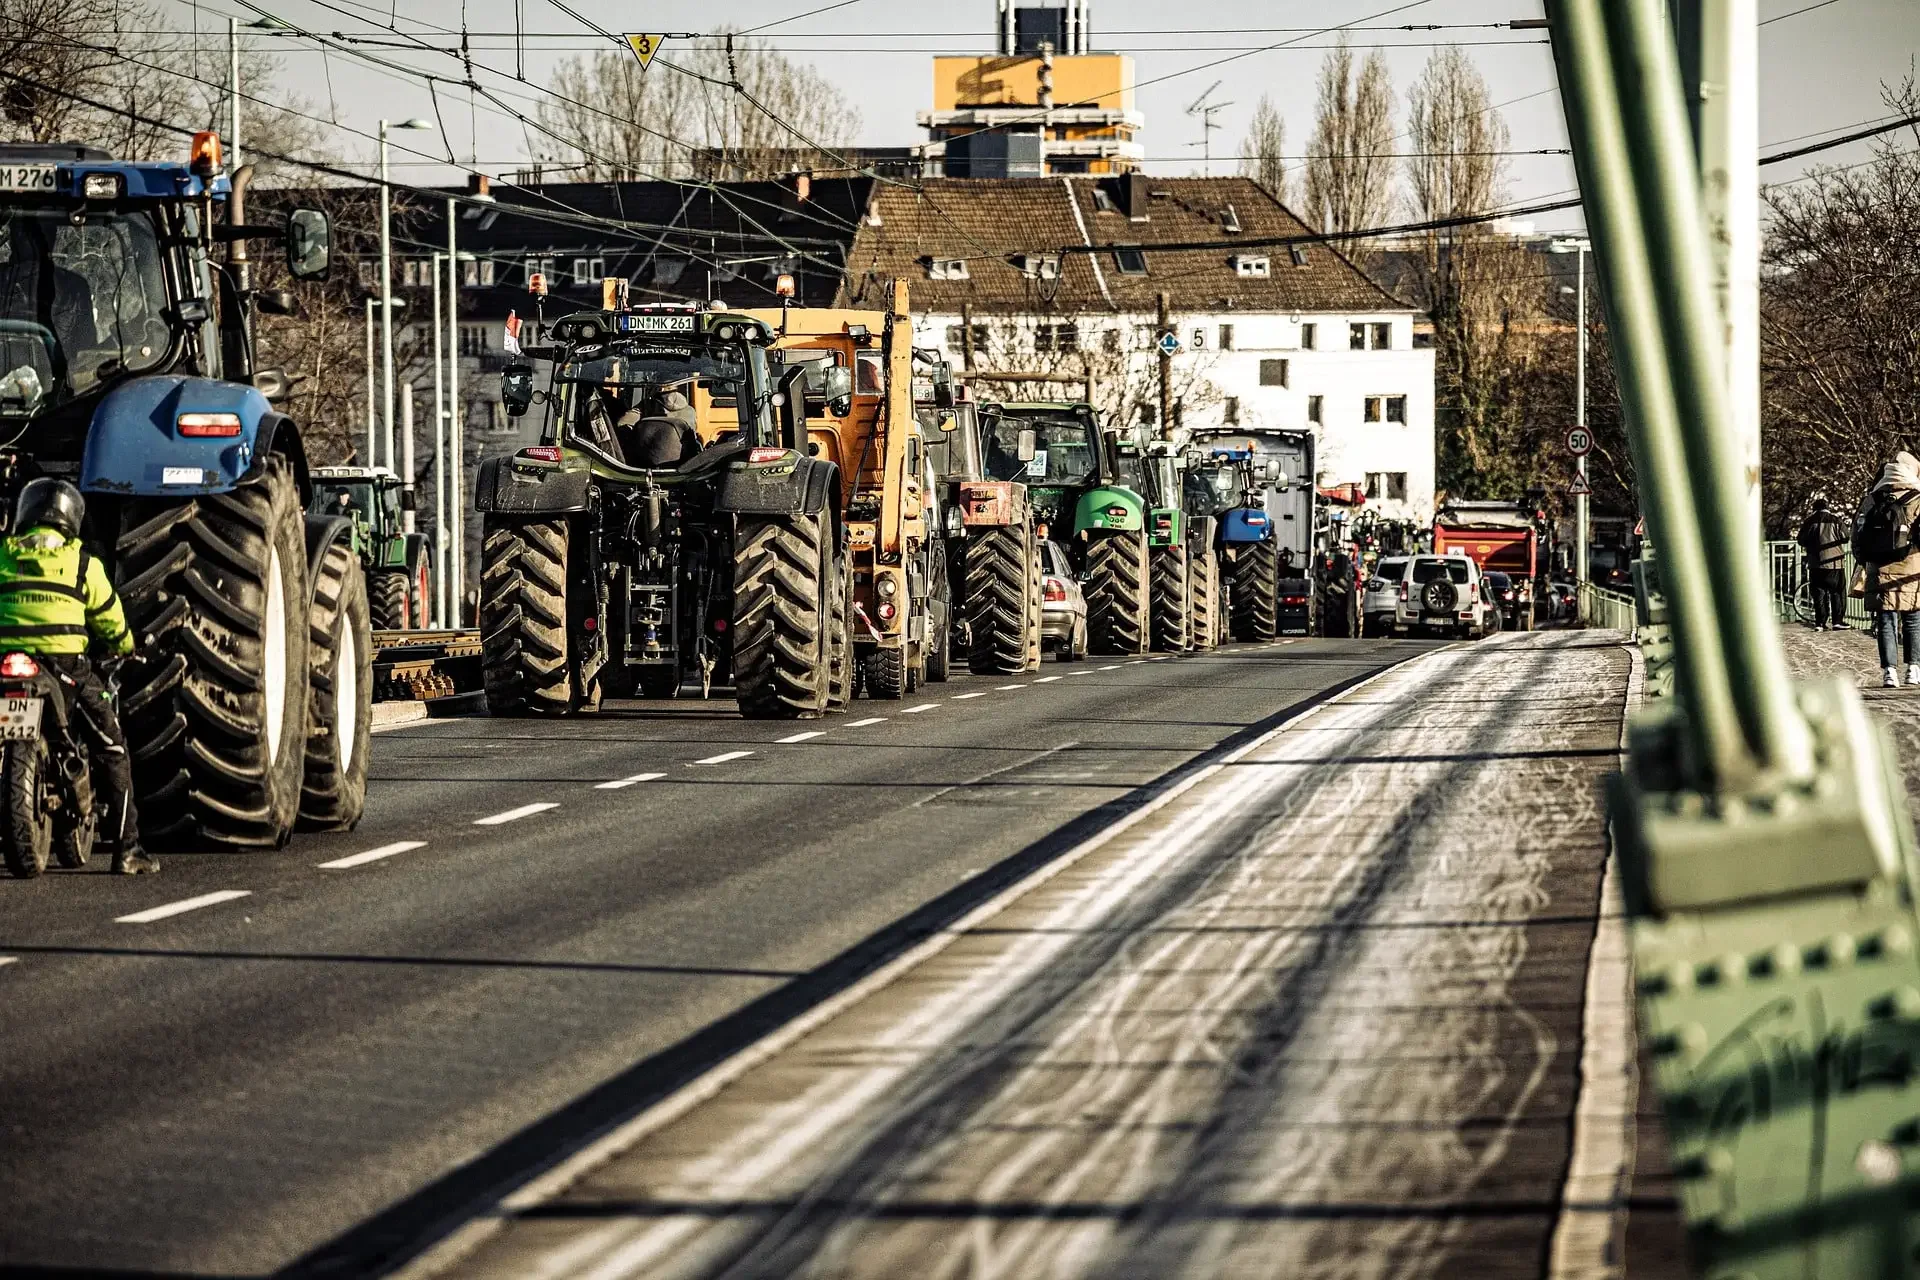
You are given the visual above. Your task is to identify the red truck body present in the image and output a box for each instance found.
[1433,504,1540,628]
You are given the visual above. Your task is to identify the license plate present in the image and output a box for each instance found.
[0,165,57,193]
[0,697,44,741]
[162,466,204,485]
[617,313,695,333]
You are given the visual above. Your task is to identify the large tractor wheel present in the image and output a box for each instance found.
[1190,549,1220,650]
[827,555,853,711]
[411,555,431,629]
[117,454,311,848]
[369,570,408,631]
[1150,543,1192,653]
[862,647,907,700]
[963,523,1035,676]
[479,517,572,716]
[1026,533,1044,671]
[733,512,831,719]
[1228,541,1279,642]
[299,538,372,830]
[1086,529,1150,655]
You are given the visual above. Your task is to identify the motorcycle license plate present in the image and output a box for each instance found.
[0,697,44,740]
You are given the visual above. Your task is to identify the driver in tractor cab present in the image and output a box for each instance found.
[0,480,155,874]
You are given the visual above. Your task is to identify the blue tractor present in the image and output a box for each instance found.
[0,135,370,845]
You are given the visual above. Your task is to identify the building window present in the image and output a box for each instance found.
[1351,323,1368,351]
[1219,324,1234,351]
[572,257,605,285]
[945,323,991,351]
[1014,253,1060,279]
[1138,401,1156,428]
[459,324,491,357]
[1306,394,1323,424]
[927,258,970,280]
[1386,395,1407,423]
[1259,358,1289,388]
[1365,396,1384,422]
[1112,246,1149,275]
[1103,328,1122,353]
[1232,255,1270,278]
[1035,323,1079,353]
[525,256,557,286]
[1364,472,1408,501]
[1371,322,1392,350]
[462,258,495,288]
[1300,322,1316,350]
[1289,244,1310,267]
[1223,396,1240,425]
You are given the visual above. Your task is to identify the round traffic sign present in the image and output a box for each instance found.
[1566,425,1593,457]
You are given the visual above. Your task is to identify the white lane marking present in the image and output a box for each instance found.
[776,731,827,743]
[1065,671,1091,676]
[1032,675,1062,684]
[902,703,939,714]
[1098,664,1121,670]
[318,840,426,870]
[596,772,666,790]
[116,890,251,925]
[996,684,1028,691]
[1148,655,1171,661]
[0,956,16,969]
[474,802,559,826]
[693,751,753,765]
[847,717,888,728]
[951,691,990,700]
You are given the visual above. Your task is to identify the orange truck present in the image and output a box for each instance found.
[1432,501,1540,631]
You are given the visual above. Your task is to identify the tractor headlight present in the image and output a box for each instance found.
[944,506,963,536]
[877,576,898,597]
[81,172,124,201]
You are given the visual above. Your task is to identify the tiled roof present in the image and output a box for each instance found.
[836,176,1409,316]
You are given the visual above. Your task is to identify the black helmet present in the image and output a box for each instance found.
[15,478,85,539]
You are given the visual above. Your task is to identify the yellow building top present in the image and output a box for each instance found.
[933,53,1134,112]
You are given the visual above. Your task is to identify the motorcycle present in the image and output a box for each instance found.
[0,651,97,878]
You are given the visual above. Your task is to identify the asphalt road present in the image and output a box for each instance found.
[0,636,1424,1279]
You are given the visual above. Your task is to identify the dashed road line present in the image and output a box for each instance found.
[1148,655,1171,661]
[996,684,1027,691]
[319,841,426,870]
[1098,664,1121,670]
[902,703,939,714]
[474,802,560,826]
[1032,675,1062,684]
[596,772,666,790]
[693,751,754,765]
[776,731,827,744]
[951,691,990,700]
[1065,670,1091,676]
[116,890,251,925]
[847,717,888,728]
[0,956,16,969]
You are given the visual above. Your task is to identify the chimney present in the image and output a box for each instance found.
[1038,41,1054,110]
[1110,171,1150,218]
[997,0,1013,56]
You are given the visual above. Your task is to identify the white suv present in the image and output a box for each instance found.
[1362,556,1409,637]
[1391,554,1493,639]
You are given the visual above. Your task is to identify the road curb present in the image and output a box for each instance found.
[370,702,427,732]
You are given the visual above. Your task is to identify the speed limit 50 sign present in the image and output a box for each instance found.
[1566,426,1593,457]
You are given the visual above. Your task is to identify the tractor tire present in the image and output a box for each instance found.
[411,555,431,629]
[298,538,372,831]
[963,524,1034,676]
[479,517,573,717]
[116,454,311,848]
[1085,529,1150,655]
[1228,541,1279,642]
[861,647,907,700]
[1150,542,1192,653]
[827,555,853,711]
[926,591,952,683]
[732,513,830,719]
[1190,549,1220,650]
[369,569,408,631]
[1026,534,1044,671]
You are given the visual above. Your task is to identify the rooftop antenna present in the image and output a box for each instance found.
[1185,80,1233,177]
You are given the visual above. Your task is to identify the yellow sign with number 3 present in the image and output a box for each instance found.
[624,33,665,69]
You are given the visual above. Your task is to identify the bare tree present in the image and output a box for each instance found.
[1239,95,1290,207]
[1404,45,1509,225]
[535,30,860,181]
[1303,41,1396,236]
[961,313,1224,440]
[1759,76,1920,530]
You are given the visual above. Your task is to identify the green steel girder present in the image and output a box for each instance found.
[1546,2,1920,1275]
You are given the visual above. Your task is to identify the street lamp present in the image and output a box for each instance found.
[379,117,434,479]
[431,249,477,627]
[448,188,494,625]
[228,17,287,171]
[362,293,406,466]
[1551,236,1592,599]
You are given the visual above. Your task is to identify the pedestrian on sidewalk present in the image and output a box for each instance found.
[1797,495,1850,629]
[1854,451,1920,687]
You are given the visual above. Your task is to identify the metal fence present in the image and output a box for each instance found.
[1764,539,1870,628]
[1579,582,1639,631]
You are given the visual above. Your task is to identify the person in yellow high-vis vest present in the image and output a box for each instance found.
[0,479,156,873]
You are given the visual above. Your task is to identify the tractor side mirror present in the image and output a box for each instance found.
[500,363,535,417]
[251,367,291,401]
[1262,461,1283,484]
[285,207,331,282]
[255,289,298,316]
[931,361,955,409]
[777,365,808,450]
[822,364,853,417]
[1016,429,1037,462]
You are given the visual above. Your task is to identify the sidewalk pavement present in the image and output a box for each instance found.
[411,632,1654,1280]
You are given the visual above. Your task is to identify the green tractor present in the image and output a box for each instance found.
[979,401,1152,655]
[309,466,435,630]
